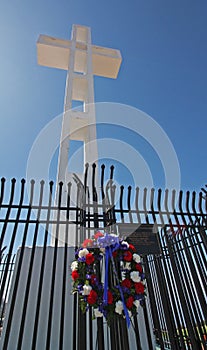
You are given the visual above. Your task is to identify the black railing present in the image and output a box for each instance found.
[0,164,206,349]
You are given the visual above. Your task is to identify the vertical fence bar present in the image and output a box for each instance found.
[59,182,72,350]
[133,316,142,350]
[92,163,98,229]
[31,181,54,350]
[46,181,63,350]
[16,179,44,348]
[127,186,133,224]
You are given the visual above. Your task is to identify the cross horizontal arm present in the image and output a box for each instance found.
[37,35,122,79]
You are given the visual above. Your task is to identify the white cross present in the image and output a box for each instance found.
[37,24,122,245]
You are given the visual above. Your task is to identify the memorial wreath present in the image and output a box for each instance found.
[71,231,146,327]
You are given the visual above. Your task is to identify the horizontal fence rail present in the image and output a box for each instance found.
[0,164,206,349]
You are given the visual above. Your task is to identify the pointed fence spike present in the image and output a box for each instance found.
[135,187,140,209]
[157,188,162,212]
[178,190,183,212]
[150,188,156,224]
[135,187,141,223]
[164,189,169,213]
[171,189,176,212]
[0,178,6,206]
[143,188,149,224]
[198,192,203,214]
[192,191,197,214]
[110,165,114,180]
[150,188,155,210]
[185,191,190,213]
[84,163,89,190]
[101,164,105,199]
[127,186,132,211]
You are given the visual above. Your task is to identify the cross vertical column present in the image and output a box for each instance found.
[58,24,98,186]
[55,25,98,246]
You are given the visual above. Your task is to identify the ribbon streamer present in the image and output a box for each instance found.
[98,233,131,328]
[103,246,109,305]
[109,246,131,328]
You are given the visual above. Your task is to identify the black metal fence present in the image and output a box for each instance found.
[146,226,207,350]
[0,164,206,349]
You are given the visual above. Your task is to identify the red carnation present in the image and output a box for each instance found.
[85,253,95,265]
[126,296,134,309]
[88,290,98,305]
[123,250,133,262]
[91,274,97,285]
[94,232,104,240]
[134,282,144,294]
[71,270,79,281]
[108,290,113,304]
[129,244,136,251]
[121,278,132,289]
[135,263,143,273]
[82,239,93,248]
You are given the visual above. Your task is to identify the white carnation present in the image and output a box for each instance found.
[133,253,141,263]
[94,309,103,318]
[130,271,141,283]
[78,248,89,258]
[82,284,92,295]
[115,300,123,315]
[71,261,78,271]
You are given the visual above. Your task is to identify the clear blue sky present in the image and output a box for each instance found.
[0,0,207,191]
